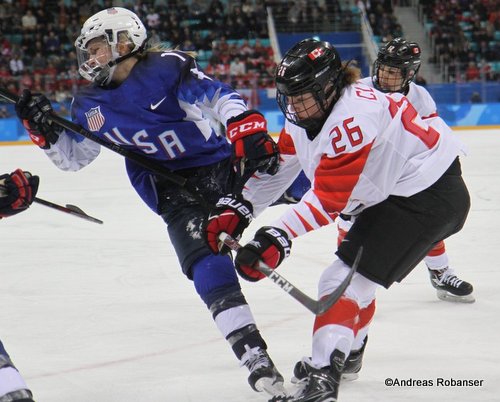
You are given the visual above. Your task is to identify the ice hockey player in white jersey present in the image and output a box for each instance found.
[206,38,471,402]
[282,37,474,305]
[0,169,39,402]
[355,37,474,304]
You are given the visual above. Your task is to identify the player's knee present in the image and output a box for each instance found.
[346,274,378,308]
[319,259,377,308]
[191,254,241,307]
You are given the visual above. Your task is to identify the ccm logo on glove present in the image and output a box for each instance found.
[227,114,267,141]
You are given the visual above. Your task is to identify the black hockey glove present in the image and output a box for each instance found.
[235,226,291,282]
[15,89,61,149]
[206,194,253,254]
[226,110,280,178]
[0,169,39,218]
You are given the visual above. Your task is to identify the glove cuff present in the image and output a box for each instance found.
[226,110,267,143]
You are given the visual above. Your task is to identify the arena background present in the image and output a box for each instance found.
[1,1,499,401]
[0,0,498,143]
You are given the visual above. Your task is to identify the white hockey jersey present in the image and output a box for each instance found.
[243,82,466,240]
[358,77,438,120]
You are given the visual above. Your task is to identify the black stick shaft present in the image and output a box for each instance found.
[220,232,361,315]
[34,197,103,224]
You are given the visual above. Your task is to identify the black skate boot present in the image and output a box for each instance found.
[274,350,345,402]
[428,267,475,303]
[342,336,368,381]
[240,345,286,397]
[292,337,367,384]
[0,389,35,402]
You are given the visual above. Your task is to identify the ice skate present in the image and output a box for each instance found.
[428,267,475,303]
[292,337,367,384]
[240,345,287,397]
[275,350,344,402]
[0,389,35,402]
[342,336,368,381]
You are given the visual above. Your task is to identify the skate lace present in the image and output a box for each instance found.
[440,269,463,288]
[240,345,270,372]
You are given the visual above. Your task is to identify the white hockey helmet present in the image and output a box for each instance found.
[75,7,147,85]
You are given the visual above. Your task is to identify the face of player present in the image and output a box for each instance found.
[86,37,113,68]
[288,92,324,121]
[377,64,405,92]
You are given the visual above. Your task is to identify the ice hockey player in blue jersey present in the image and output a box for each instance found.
[14,7,285,398]
[0,169,39,402]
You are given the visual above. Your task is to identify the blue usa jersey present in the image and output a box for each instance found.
[45,51,247,211]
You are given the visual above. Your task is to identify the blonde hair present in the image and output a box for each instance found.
[342,62,362,86]
[146,41,197,59]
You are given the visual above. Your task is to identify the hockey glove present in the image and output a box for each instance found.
[235,226,291,282]
[0,169,39,218]
[206,194,253,254]
[226,110,279,178]
[15,89,61,149]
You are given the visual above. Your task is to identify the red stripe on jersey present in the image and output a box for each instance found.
[283,222,298,238]
[293,209,315,232]
[427,240,446,256]
[314,296,359,333]
[277,128,296,155]
[304,201,330,226]
[422,112,439,120]
[313,143,372,214]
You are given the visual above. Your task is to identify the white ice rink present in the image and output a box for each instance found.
[1,128,499,402]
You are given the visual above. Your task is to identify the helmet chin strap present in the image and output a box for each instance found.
[96,40,148,86]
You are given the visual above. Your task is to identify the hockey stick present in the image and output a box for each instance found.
[0,88,187,187]
[0,182,103,224]
[34,197,103,224]
[219,232,362,315]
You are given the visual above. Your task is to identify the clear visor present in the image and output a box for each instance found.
[76,36,113,83]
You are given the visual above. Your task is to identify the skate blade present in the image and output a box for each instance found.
[255,377,288,397]
[436,289,475,303]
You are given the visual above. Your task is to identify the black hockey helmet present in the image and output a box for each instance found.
[372,37,421,93]
[275,38,344,134]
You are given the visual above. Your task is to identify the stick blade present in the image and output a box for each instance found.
[65,204,104,224]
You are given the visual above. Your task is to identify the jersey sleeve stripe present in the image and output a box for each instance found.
[422,112,439,120]
[293,209,315,232]
[277,128,296,155]
[283,222,299,238]
[304,201,331,226]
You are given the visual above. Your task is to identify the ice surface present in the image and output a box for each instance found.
[1,129,499,401]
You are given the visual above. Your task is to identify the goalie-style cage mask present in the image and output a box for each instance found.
[372,38,421,93]
[275,38,344,135]
[75,7,147,86]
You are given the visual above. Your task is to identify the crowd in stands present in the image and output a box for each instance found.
[420,0,500,82]
[362,0,404,44]
[0,0,277,102]
[0,0,498,110]
[269,0,361,33]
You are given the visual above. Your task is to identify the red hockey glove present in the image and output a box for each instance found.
[0,169,40,218]
[206,194,253,254]
[226,110,279,178]
[235,226,292,282]
[15,89,61,149]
